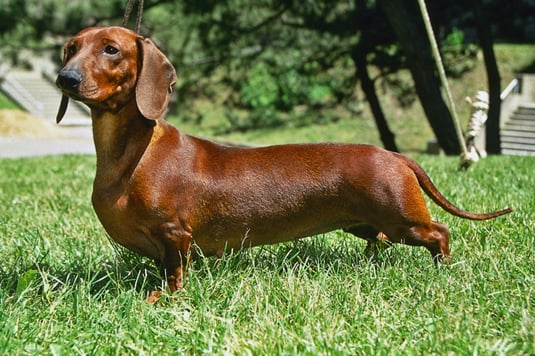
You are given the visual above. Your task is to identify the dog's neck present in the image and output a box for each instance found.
[91,101,155,187]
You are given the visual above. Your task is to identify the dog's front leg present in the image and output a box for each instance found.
[148,222,193,302]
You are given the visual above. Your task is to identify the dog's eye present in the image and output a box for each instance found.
[67,44,76,57]
[104,45,119,55]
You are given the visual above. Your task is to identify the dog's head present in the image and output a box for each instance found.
[56,26,177,123]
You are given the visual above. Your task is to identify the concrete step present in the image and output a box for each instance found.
[502,143,535,155]
[504,123,535,132]
[501,129,535,138]
[1,70,90,126]
[516,110,535,117]
[501,135,535,145]
[500,101,535,156]
[509,114,535,123]
[517,103,535,109]
[502,148,535,156]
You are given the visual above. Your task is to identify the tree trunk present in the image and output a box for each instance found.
[377,0,461,155]
[472,0,502,154]
[352,50,399,152]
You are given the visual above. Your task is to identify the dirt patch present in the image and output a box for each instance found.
[0,110,64,138]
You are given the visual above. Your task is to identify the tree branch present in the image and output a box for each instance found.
[212,4,290,36]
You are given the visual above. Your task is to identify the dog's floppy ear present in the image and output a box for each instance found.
[136,38,177,121]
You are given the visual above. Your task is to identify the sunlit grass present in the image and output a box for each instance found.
[0,154,532,354]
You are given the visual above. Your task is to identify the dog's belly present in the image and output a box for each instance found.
[190,207,359,256]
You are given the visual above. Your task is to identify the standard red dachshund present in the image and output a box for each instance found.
[56,26,512,298]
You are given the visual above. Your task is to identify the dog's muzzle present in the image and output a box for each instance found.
[56,68,83,91]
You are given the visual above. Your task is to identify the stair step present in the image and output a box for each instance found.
[2,69,90,124]
[505,118,535,127]
[502,148,535,156]
[501,141,535,151]
[501,136,535,145]
[505,116,535,124]
[516,108,535,115]
[501,129,535,138]
[500,101,535,156]
[504,124,535,132]
[510,114,535,122]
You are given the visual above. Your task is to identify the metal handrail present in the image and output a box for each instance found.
[500,78,519,100]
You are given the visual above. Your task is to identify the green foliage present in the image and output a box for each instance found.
[0,0,127,66]
[237,62,280,128]
[227,60,342,130]
[441,28,479,78]
[0,154,533,354]
[444,27,466,49]
[163,0,388,130]
[1,0,533,136]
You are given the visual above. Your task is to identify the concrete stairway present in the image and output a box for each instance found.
[0,69,90,125]
[501,104,535,156]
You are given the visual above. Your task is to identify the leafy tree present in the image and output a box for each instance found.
[1,0,532,153]
[472,0,501,154]
[168,0,404,150]
[151,0,511,153]
[378,0,462,154]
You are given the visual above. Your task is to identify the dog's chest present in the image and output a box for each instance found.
[91,185,163,260]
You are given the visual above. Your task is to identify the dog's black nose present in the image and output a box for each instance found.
[56,69,83,90]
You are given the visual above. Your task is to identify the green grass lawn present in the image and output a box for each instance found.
[0,42,533,354]
[0,93,21,110]
[0,153,533,354]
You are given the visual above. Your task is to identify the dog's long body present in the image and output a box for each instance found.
[56,26,512,294]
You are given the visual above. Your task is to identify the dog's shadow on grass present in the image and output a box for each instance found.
[185,235,406,290]
[1,249,162,302]
[4,235,406,302]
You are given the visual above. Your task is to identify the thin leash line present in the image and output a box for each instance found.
[121,0,135,28]
[135,0,144,33]
[121,0,144,34]
[417,0,468,157]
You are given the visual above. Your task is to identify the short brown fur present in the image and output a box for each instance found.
[56,27,512,298]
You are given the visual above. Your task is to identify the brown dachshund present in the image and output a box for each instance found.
[56,26,512,297]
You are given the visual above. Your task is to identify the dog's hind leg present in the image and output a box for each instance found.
[413,221,451,263]
[382,221,451,264]
[343,225,391,258]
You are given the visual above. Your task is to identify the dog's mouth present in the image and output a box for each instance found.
[58,85,98,103]
[56,68,99,102]
[58,87,81,100]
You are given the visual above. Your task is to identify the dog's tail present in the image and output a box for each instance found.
[400,154,513,220]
